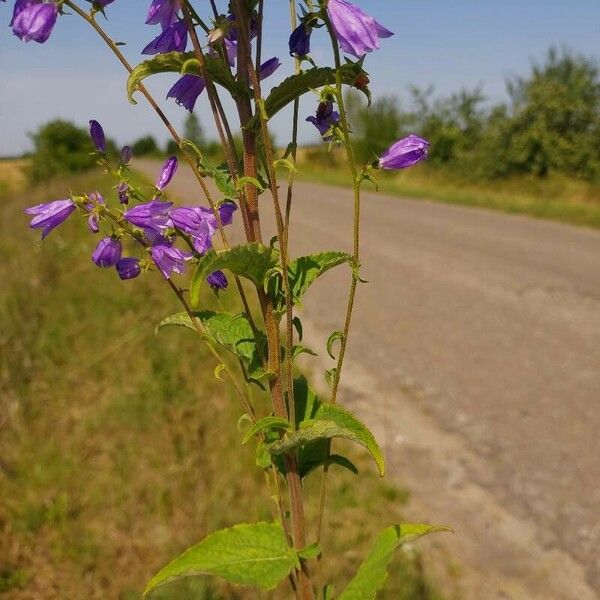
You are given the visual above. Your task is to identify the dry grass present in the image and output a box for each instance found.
[0,160,28,198]
[0,172,451,600]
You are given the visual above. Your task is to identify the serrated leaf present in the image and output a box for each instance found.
[127,52,244,104]
[144,522,294,595]
[198,158,236,198]
[155,312,195,335]
[242,417,291,444]
[247,63,368,129]
[337,524,451,600]
[190,244,279,307]
[267,402,385,477]
[325,367,337,389]
[297,543,321,560]
[194,310,267,381]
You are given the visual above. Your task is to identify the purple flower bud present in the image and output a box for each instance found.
[142,20,187,54]
[117,182,130,205]
[326,0,393,58]
[378,134,430,170]
[121,146,133,164]
[89,120,106,153]
[258,57,281,81]
[25,199,75,239]
[116,257,141,280]
[92,237,122,268]
[218,202,237,227]
[306,102,340,140]
[207,270,228,290]
[224,38,237,66]
[11,0,58,44]
[156,156,178,190]
[146,0,181,30]
[151,244,192,279]
[167,75,205,112]
[124,200,173,232]
[289,23,311,56]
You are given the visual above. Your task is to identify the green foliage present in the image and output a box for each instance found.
[131,135,160,156]
[28,120,96,183]
[183,112,206,148]
[268,379,385,477]
[337,525,450,600]
[144,523,295,596]
[242,417,291,444]
[190,243,279,306]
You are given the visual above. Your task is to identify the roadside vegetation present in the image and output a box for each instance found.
[299,47,600,229]
[0,168,453,599]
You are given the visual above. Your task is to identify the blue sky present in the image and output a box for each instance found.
[1,1,599,156]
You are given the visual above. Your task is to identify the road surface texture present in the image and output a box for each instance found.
[137,160,600,599]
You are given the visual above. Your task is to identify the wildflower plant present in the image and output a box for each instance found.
[12,0,445,597]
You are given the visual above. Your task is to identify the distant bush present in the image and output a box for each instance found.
[131,135,159,156]
[28,120,96,183]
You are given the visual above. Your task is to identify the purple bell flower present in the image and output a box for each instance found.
[207,270,228,290]
[142,19,187,54]
[116,257,141,280]
[327,0,393,58]
[289,23,311,56]
[146,0,181,29]
[151,244,192,279]
[25,199,75,239]
[92,237,122,268]
[306,101,340,140]
[167,75,205,112]
[117,182,129,205]
[156,156,178,191]
[258,57,281,81]
[121,146,133,164]
[123,200,173,233]
[378,134,430,170]
[11,0,58,44]
[169,206,212,254]
[89,120,106,153]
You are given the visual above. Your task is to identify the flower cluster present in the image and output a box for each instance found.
[25,120,236,290]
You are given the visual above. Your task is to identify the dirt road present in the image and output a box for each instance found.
[137,160,600,599]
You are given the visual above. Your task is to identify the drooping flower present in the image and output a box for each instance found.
[116,257,141,280]
[146,0,181,29]
[121,146,132,164]
[89,120,106,153]
[326,0,393,58]
[207,270,228,290]
[258,57,281,81]
[123,200,173,234]
[289,23,311,57]
[156,156,178,191]
[150,244,192,279]
[117,182,129,205]
[142,20,187,54]
[169,206,212,254]
[167,75,205,112]
[11,0,58,44]
[85,191,105,233]
[306,101,340,140]
[378,134,430,170]
[25,199,75,239]
[92,237,122,268]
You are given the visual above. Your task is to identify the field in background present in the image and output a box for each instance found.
[296,148,600,229]
[0,171,452,600]
[0,160,28,199]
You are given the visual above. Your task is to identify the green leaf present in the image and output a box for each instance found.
[297,543,321,560]
[337,524,451,600]
[194,310,267,381]
[155,312,195,335]
[127,52,244,104]
[242,417,291,444]
[288,251,352,307]
[190,243,280,307]
[247,63,368,128]
[327,330,345,360]
[291,344,318,361]
[198,158,236,198]
[144,522,295,595]
[267,402,385,477]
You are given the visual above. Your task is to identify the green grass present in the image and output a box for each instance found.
[0,170,454,599]
[297,158,600,229]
